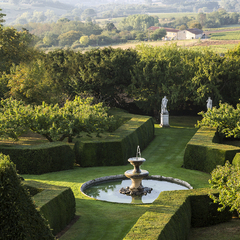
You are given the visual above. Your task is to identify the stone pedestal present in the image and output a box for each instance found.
[160,112,169,127]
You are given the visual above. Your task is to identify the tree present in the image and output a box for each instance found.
[0,8,6,26]
[188,21,202,29]
[106,22,116,31]
[75,47,139,107]
[150,28,166,40]
[0,27,37,75]
[58,30,83,46]
[129,44,200,116]
[43,32,58,46]
[6,60,61,105]
[79,35,89,46]
[0,97,117,143]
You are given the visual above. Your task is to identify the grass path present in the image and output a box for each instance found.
[22,116,210,240]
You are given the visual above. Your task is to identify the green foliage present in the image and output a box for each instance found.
[129,43,200,115]
[0,8,6,26]
[76,47,139,106]
[0,142,75,174]
[196,102,240,138]
[74,113,154,167]
[0,27,37,75]
[183,128,240,173]
[209,161,240,216]
[25,181,76,235]
[79,35,89,45]
[124,189,231,240]
[0,97,116,143]
[150,28,166,40]
[0,153,55,239]
[119,14,158,31]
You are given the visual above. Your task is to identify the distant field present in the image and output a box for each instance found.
[150,12,198,19]
[209,30,240,40]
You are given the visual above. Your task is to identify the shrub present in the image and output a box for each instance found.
[209,161,240,216]
[0,142,75,174]
[24,181,76,235]
[0,153,55,240]
[197,102,240,138]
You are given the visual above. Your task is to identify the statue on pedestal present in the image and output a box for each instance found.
[160,96,169,127]
[206,97,212,110]
[161,96,168,114]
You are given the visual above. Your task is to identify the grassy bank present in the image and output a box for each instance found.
[22,116,210,240]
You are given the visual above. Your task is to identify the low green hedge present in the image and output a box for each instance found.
[0,142,75,174]
[124,188,232,240]
[74,113,154,167]
[0,155,55,240]
[232,152,240,166]
[24,180,76,236]
[183,128,240,173]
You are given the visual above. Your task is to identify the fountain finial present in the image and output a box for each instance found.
[136,145,141,160]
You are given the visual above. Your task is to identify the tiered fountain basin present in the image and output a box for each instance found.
[81,175,193,204]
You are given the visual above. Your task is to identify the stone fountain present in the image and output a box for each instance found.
[119,146,152,196]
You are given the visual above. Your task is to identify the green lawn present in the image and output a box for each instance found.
[22,116,210,240]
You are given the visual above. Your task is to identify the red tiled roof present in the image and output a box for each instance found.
[148,26,161,31]
[164,28,179,33]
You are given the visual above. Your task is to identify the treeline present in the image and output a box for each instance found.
[1,24,240,117]
[11,9,239,51]
[163,9,239,29]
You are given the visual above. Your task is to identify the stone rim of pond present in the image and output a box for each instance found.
[80,175,193,204]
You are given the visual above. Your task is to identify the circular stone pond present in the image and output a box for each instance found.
[81,175,193,204]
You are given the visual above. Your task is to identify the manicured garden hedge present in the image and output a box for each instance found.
[24,180,76,236]
[74,113,154,167]
[183,128,240,173]
[0,142,75,174]
[124,188,231,240]
[0,155,55,240]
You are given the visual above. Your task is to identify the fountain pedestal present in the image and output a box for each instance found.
[120,155,152,196]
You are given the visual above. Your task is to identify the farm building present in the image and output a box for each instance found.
[177,28,204,40]
[148,26,204,40]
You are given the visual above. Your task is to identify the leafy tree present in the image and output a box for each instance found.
[119,14,158,31]
[58,30,83,46]
[150,28,166,40]
[6,59,61,105]
[196,102,240,138]
[79,35,89,45]
[106,22,116,31]
[0,27,37,75]
[188,21,202,29]
[0,8,6,26]
[43,32,58,46]
[129,44,200,115]
[75,47,139,107]
[0,97,117,143]
[209,161,240,216]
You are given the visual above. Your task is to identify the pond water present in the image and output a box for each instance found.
[83,179,189,204]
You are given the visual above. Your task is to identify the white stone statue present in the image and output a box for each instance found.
[161,96,168,114]
[206,97,212,110]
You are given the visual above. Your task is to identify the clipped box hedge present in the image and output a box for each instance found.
[183,128,240,173]
[74,114,154,167]
[0,156,55,240]
[24,180,76,236]
[0,142,75,174]
[124,188,231,240]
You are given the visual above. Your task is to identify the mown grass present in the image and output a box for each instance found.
[21,115,210,240]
